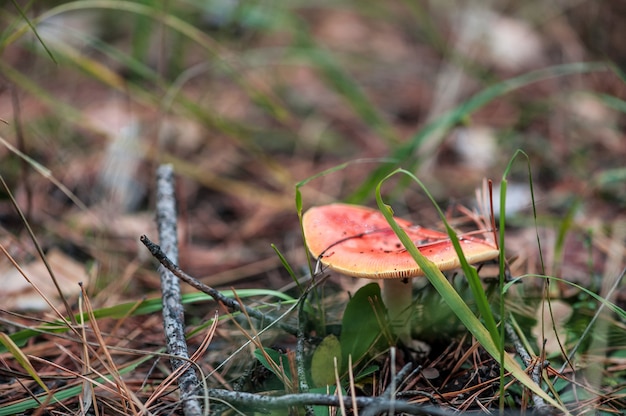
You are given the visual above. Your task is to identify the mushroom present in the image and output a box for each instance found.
[302,203,499,341]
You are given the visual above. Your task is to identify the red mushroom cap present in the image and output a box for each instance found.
[303,203,499,279]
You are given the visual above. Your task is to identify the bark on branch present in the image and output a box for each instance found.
[154,164,202,416]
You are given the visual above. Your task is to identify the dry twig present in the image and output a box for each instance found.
[505,321,553,414]
[140,234,299,336]
[200,388,500,415]
[154,164,203,416]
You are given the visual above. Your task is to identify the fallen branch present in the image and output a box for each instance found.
[201,388,500,415]
[297,284,314,416]
[505,321,552,414]
[140,235,300,337]
[154,164,203,416]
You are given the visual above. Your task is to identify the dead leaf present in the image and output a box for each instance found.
[0,248,88,311]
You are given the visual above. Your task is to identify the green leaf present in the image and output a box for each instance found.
[310,335,342,387]
[253,347,293,387]
[355,364,379,381]
[340,283,385,372]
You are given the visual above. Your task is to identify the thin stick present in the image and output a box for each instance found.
[140,235,299,337]
[200,388,479,415]
[348,355,358,416]
[505,321,551,413]
[297,285,314,415]
[154,164,202,416]
[334,356,346,416]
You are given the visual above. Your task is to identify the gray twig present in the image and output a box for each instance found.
[388,361,414,396]
[202,388,472,415]
[140,235,300,337]
[297,285,314,415]
[154,164,202,416]
[505,321,553,414]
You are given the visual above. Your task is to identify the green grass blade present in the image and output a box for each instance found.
[0,333,48,393]
[0,353,154,415]
[271,243,303,292]
[501,149,546,275]
[375,170,567,413]
[503,275,626,321]
[379,168,501,347]
[2,289,295,353]
[350,62,609,202]
[9,0,57,63]
[597,93,626,113]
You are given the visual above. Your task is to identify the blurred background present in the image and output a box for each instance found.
[1,1,624,309]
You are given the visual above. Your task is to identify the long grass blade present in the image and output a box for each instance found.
[9,0,57,63]
[375,169,567,413]
[350,62,609,202]
[0,333,49,393]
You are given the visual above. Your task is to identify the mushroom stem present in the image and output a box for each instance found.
[382,279,413,342]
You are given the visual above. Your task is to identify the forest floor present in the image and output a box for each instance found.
[0,2,625,415]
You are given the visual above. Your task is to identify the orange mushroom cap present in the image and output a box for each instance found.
[303,203,499,279]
